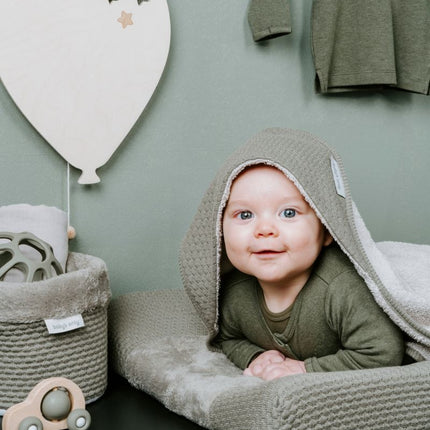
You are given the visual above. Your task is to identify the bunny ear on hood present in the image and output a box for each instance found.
[179,128,430,360]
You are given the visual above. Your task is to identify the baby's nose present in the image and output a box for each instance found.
[255,218,279,237]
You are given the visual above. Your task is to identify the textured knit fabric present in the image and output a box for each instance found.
[109,128,430,428]
[312,0,430,94]
[215,244,404,372]
[248,0,291,41]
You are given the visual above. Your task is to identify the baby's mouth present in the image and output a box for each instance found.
[253,249,284,256]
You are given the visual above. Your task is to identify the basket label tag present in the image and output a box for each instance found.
[44,314,85,334]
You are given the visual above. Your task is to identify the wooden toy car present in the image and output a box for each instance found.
[2,377,91,430]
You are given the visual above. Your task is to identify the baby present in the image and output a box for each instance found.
[215,164,404,380]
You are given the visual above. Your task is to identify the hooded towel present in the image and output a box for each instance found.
[110,128,430,429]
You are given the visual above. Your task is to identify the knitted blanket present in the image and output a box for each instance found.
[109,290,430,429]
[109,129,430,428]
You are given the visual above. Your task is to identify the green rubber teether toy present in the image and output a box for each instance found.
[0,231,63,282]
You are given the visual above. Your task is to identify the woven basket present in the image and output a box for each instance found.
[0,252,111,413]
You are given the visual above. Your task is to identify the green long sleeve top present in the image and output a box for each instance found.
[214,245,404,372]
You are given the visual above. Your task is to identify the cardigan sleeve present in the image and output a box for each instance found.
[248,0,292,42]
[304,270,405,372]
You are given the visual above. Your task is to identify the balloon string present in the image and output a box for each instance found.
[67,162,71,227]
[66,163,76,239]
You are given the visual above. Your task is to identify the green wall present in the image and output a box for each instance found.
[1,1,429,296]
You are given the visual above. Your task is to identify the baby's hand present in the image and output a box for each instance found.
[259,357,306,381]
[243,350,285,377]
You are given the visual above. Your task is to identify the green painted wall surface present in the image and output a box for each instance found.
[1,1,429,296]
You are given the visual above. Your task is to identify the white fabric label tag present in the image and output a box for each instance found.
[44,314,85,334]
[330,156,346,198]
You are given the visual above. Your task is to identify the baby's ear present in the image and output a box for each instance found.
[323,230,333,247]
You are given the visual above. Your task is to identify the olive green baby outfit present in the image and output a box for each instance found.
[215,244,404,371]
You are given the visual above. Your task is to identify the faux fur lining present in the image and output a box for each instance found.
[0,252,111,323]
[124,335,262,427]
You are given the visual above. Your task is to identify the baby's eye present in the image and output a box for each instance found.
[281,208,296,218]
[237,211,253,220]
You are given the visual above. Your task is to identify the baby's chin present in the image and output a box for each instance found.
[255,270,313,290]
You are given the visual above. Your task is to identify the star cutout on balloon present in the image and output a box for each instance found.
[117,11,133,29]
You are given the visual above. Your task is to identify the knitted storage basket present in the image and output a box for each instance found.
[0,252,111,414]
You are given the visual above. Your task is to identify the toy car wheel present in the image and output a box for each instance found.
[18,416,43,430]
[67,409,91,430]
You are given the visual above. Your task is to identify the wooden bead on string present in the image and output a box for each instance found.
[67,225,76,240]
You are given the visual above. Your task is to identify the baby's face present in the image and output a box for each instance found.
[223,165,332,290]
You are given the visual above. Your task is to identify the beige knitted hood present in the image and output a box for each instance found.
[179,128,430,360]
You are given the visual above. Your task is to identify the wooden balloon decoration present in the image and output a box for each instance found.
[0,0,171,184]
